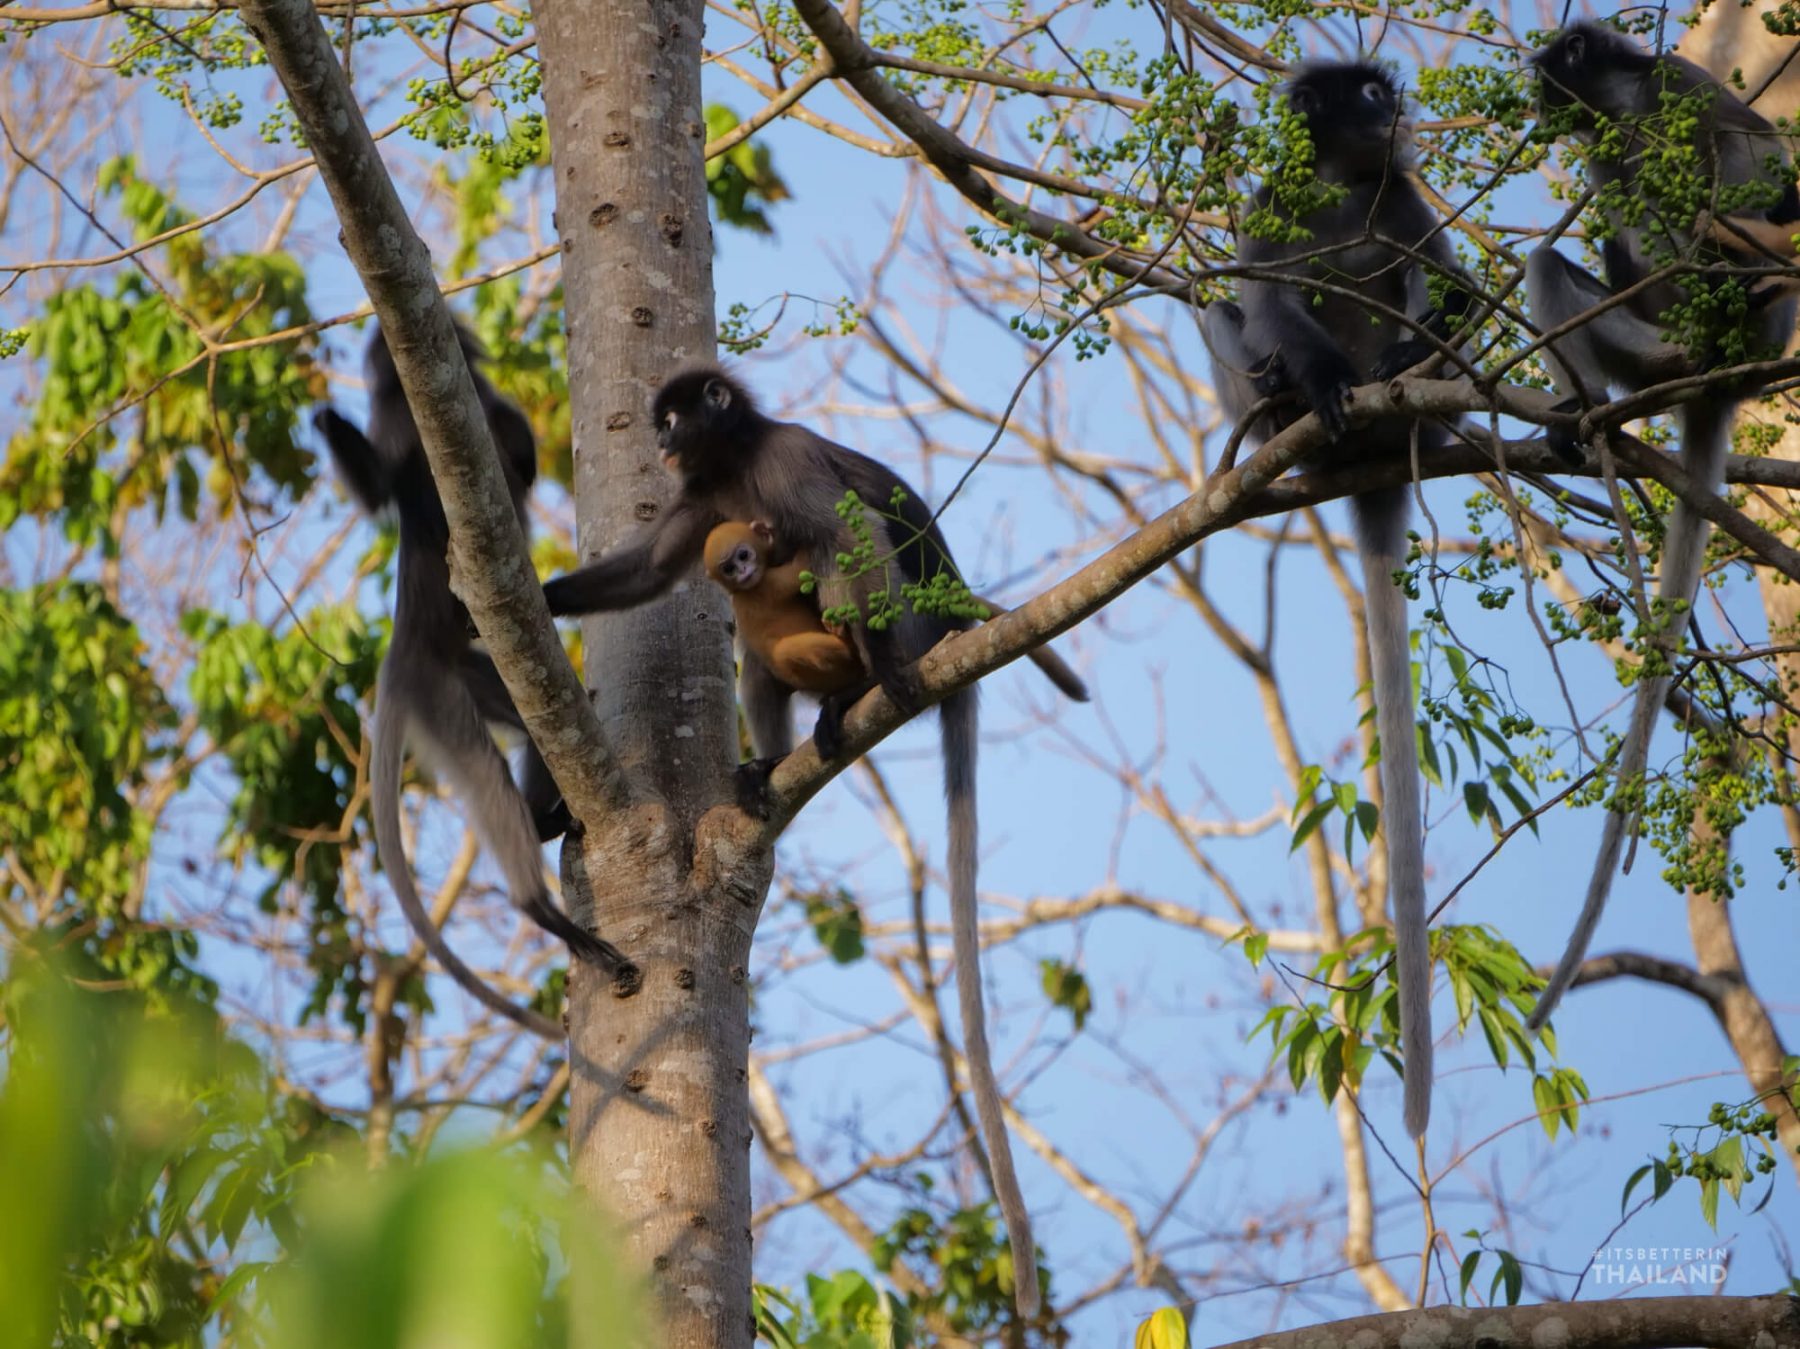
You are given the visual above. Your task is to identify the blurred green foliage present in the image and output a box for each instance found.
[872,1194,1048,1339]
[0,584,176,914]
[183,603,387,1028]
[0,947,641,1349]
[755,1272,914,1349]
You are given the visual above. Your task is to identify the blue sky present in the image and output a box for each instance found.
[2,5,1796,1342]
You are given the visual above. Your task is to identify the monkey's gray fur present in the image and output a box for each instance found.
[1202,59,1476,1137]
[543,368,1069,1317]
[1524,23,1799,1032]
[316,324,625,1040]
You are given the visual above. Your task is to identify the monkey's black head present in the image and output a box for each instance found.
[651,366,761,486]
[1281,61,1411,179]
[1532,22,1656,124]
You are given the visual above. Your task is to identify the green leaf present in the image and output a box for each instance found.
[1039,959,1092,1033]
[1700,1175,1721,1228]
[1489,1250,1523,1306]
[1417,722,1444,789]
[1458,1250,1481,1302]
[1290,800,1333,852]
[210,1260,272,1312]
[1462,780,1491,827]
[1317,1032,1344,1104]
[1286,1022,1317,1091]
[804,889,866,965]
[1532,1074,1560,1140]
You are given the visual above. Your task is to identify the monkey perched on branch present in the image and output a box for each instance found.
[1524,21,1800,1032]
[543,369,1099,1316]
[1202,59,1479,1138]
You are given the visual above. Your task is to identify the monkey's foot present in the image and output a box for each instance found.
[1545,398,1589,468]
[567,926,632,975]
[1298,372,1354,442]
[733,757,781,819]
[812,699,851,761]
[525,893,630,973]
[879,667,924,720]
[1370,337,1433,382]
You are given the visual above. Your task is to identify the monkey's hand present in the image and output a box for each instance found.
[1250,353,1288,399]
[533,798,574,843]
[1370,337,1435,382]
[313,407,394,515]
[1544,396,1590,469]
[733,757,781,819]
[1294,354,1356,442]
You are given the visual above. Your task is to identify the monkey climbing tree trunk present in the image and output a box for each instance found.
[535,2,771,1344]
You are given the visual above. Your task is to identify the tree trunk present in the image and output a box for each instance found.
[534,3,770,1344]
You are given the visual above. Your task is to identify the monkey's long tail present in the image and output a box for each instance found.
[942,687,1042,1320]
[1352,489,1434,1139]
[1527,401,1730,1032]
[371,659,564,1041]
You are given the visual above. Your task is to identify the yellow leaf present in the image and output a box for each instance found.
[1134,1307,1189,1349]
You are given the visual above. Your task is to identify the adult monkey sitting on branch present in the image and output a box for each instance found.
[543,368,1093,1317]
[1202,59,1481,1139]
[1523,21,1800,1032]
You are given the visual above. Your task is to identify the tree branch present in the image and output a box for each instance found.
[787,0,1188,288]
[1205,1294,1800,1349]
[754,375,1800,836]
[239,0,630,826]
[1564,950,1727,1008]
[1609,434,1800,583]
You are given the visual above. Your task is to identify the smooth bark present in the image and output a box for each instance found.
[534,1,767,1345]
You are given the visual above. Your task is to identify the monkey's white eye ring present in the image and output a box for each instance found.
[1363,81,1389,104]
[663,410,678,429]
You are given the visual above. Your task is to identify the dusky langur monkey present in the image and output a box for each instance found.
[1202,61,1475,1138]
[1523,23,1800,1031]
[542,368,1087,1316]
[704,520,866,694]
[315,323,624,1039]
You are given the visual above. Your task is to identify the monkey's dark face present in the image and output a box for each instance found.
[650,368,754,485]
[1532,23,1649,125]
[1283,63,1410,178]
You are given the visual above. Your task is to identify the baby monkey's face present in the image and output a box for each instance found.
[704,520,779,593]
[716,540,763,591]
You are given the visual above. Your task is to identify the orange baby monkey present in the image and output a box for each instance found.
[704,520,865,694]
